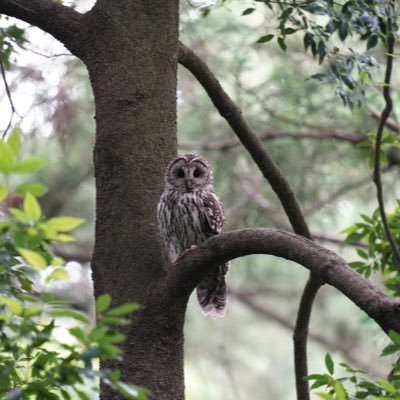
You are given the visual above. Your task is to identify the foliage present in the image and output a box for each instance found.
[342,199,400,295]
[307,337,400,399]
[0,127,147,400]
[203,0,398,107]
[0,16,28,68]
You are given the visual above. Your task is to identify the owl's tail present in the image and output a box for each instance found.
[196,263,229,319]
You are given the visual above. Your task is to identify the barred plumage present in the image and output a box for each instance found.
[157,154,229,318]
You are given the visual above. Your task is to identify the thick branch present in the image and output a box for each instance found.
[178,42,311,239]
[167,228,400,334]
[0,0,83,54]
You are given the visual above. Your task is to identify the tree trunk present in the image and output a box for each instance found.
[82,2,183,398]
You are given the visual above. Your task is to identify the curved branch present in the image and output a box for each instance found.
[167,228,400,334]
[178,42,311,239]
[178,41,316,400]
[373,32,400,264]
[0,0,84,54]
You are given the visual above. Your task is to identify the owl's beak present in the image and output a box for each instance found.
[185,179,193,192]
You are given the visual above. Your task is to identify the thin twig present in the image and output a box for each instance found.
[304,166,391,217]
[373,31,400,265]
[179,130,365,151]
[0,57,19,138]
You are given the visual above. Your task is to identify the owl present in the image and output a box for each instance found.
[157,154,229,319]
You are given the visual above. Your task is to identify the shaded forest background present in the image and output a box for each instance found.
[1,0,400,398]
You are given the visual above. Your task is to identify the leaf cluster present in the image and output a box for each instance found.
[307,345,400,400]
[0,17,28,69]
[343,202,400,294]
[0,129,146,399]
[241,0,398,107]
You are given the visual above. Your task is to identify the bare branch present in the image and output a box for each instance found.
[373,32,400,264]
[178,42,311,240]
[232,289,388,378]
[0,0,84,55]
[293,275,323,400]
[179,130,366,151]
[304,166,391,217]
[0,57,20,137]
[369,105,400,132]
[167,228,400,335]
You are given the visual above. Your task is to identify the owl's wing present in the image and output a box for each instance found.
[201,191,225,237]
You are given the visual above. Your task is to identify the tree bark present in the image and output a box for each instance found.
[81,2,182,399]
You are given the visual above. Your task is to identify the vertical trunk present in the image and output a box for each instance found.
[82,2,183,398]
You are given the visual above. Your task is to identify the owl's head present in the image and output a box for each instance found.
[165,154,213,193]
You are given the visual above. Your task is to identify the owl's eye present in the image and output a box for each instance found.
[193,168,202,178]
[175,168,185,178]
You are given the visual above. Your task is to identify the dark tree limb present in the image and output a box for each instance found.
[293,275,323,400]
[178,41,316,400]
[167,228,400,335]
[178,42,311,240]
[373,32,400,264]
[0,0,84,55]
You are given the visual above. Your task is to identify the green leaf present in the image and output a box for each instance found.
[45,267,69,283]
[108,303,139,316]
[389,330,400,346]
[53,234,76,243]
[16,182,48,197]
[0,140,15,174]
[48,308,89,324]
[45,216,84,232]
[7,126,21,157]
[334,382,347,400]
[0,296,23,315]
[9,208,30,223]
[96,294,112,313]
[13,157,48,174]
[242,7,255,16]
[380,344,399,356]
[17,247,47,270]
[0,185,8,202]
[256,34,274,43]
[283,27,297,35]
[317,394,335,400]
[277,36,287,51]
[376,379,396,394]
[325,353,334,374]
[23,192,42,222]
[367,35,378,51]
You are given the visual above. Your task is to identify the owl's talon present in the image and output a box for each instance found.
[170,245,198,266]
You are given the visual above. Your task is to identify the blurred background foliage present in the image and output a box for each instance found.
[1,0,400,399]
